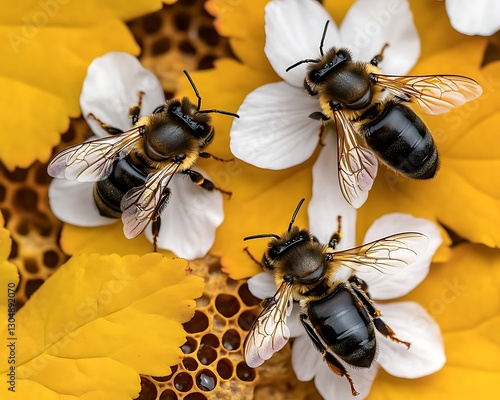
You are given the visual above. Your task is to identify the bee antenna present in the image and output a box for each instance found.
[198,109,240,118]
[183,70,239,118]
[183,70,202,110]
[286,58,319,72]
[287,198,305,232]
[319,20,330,57]
[244,233,281,241]
[285,20,329,72]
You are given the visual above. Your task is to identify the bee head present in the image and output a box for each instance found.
[244,199,327,286]
[308,49,373,110]
[265,228,327,286]
[175,98,214,142]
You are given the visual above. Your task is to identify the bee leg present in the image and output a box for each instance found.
[349,281,411,349]
[317,125,327,147]
[309,112,329,121]
[348,275,369,293]
[199,152,234,163]
[300,314,360,396]
[182,169,232,198]
[151,218,161,253]
[373,318,411,348]
[150,187,171,253]
[87,113,124,135]
[328,215,343,249]
[129,91,146,125]
[370,43,390,67]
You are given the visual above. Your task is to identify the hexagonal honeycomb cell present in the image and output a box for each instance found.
[0,0,322,398]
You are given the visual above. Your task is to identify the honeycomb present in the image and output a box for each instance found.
[135,257,259,400]
[127,0,235,98]
[134,255,322,400]
[0,0,320,399]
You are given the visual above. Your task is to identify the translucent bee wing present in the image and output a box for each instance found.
[328,232,429,275]
[334,111,378,208]
[120,163,180,239]
[374,74,482,115]
[244,281,294,368]
[47,128,143,182]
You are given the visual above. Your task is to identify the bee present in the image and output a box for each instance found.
[48,71,239,250]
[287,21,482,208]
[243,199,429,396]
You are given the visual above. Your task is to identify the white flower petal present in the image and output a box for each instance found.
[48,179,117,227]
[339,0,420,74]
[358,213,441,300]
[145,167,223,259]
[247,271,277,300]
[265,0,341,86]
[308,132,357,249]
[230,82,320,169]
[81,52,165,137]
[288,304,304,338]
[446,0,500,36]
[291,334,322,381]
[376,302,445,378]
[314,358,378,400]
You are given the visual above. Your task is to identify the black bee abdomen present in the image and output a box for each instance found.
[365,102,438,179]
[307,284,376,368]
[93,157,147,218]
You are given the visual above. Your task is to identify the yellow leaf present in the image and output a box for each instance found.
[61,223,155,256]
[369,243,500,399]
[0,252,204,399]
[0,0,164,170]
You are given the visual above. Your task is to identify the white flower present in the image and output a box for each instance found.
[445,0,500,36]
[48,52,224,259]
[247,169,445,399]
[230,0,420,208]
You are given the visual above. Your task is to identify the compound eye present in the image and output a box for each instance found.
[153,105,165,114]
[206,129,214,143]
[269,248,278,259]
[195,123,207,137]
[269,246,281,259]
[310,71,321,83]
